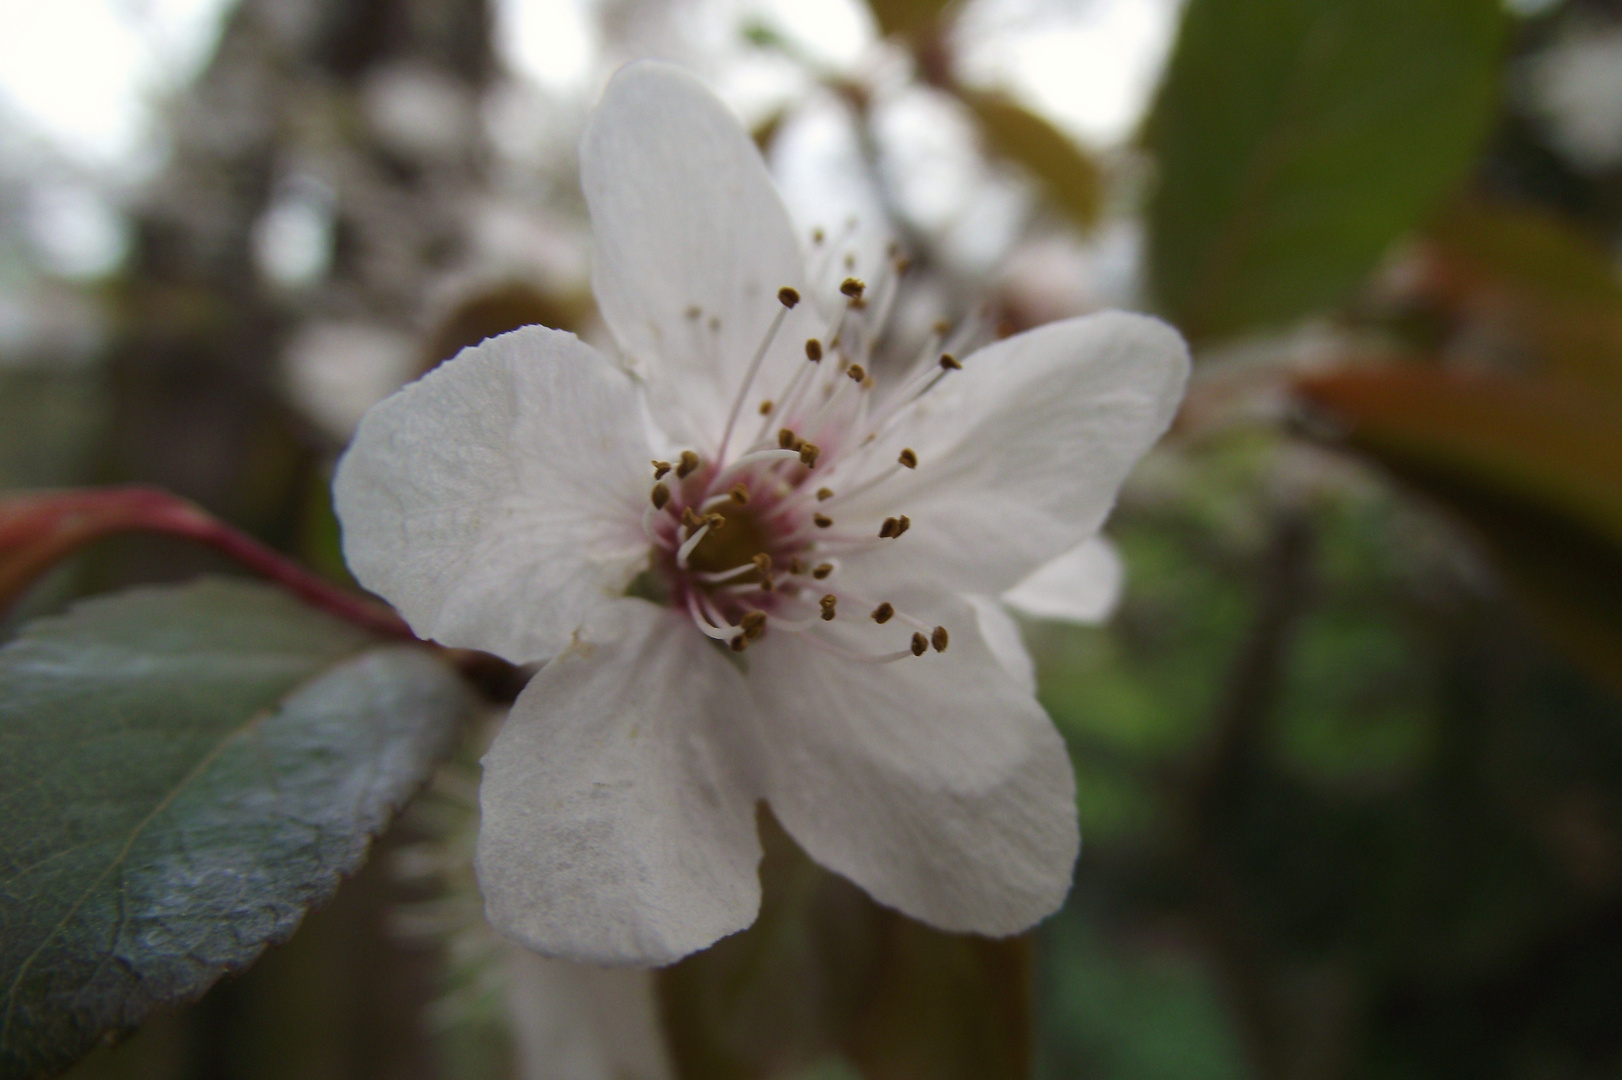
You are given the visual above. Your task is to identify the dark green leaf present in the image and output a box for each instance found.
[1146,0,1505,342]
[0,578,472,1080]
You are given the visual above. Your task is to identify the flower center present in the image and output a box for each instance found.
[636,234,983,662]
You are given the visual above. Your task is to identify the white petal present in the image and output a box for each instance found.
[1002,536,1124,625]
[476,602,764,967]
[834,311,1187,598]
[581,61,819,451]
[747,592,1078,936]
[333,327,651,663]
[965,594,1036,696]
[506,950,674,1080]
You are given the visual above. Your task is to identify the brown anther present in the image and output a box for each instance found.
[931,625,949,652]
[650,484,670,509]
[898,448,918,469]
[812,563,833,579]
[911,632,929,656]
[730,483,749,504]
[871,602,895,624]
[752,552,772,573]
[791,436,805,452]
[939,353,962,370]
[730,634,749,652]
[799,443,821,468]
[819,594,838,621]
[894,515,911,538]
[652,460,672,479]
[816,487,834,501]
[758,399,773,415]
[705,513,725,531]
[788,556,803,574]
[778,286,801,308]
[813,512,834,528]
[879,517,898,539]
[685,305,702,320]
[676,450,700,478]
[846,364,866,383]
[932,319,951,335]
[681,507,703,529]
[812,227,825,244]
[760,574,776,592]
[778,428,796,449]
[805,338,823,362]
[740,610,767,639]
[839,277,865,299]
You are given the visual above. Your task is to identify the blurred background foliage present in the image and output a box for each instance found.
[2,0,1621,1076]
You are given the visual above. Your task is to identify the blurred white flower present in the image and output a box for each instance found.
[1527,28,1622,171]
[335,62,1187,966]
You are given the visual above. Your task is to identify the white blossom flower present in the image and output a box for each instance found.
[334,61,1188,967]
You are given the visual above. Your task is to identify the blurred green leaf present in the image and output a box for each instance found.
[0,369,107,490]
[0,578,472,1080]
[865,0,952,38]
[1422,200,1622,389]
[964,92,1103,230]
[1146,0,1505,342]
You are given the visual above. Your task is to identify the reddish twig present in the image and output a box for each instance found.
[0,486,413,639]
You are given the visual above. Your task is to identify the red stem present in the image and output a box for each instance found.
[0,486,413,639]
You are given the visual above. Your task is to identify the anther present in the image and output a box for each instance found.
[753,553,772,574]
[778,286,801,308]
[805,338,822,361]
[730,634,749,653]
[740,610,767,639]
[816,487,833,501]
[778,428,796,449]
[846,364,866,383]
[760,574,776,592]
[932,320,951,336]
[788,556,803,574]
[814,513,833,528]
[819,594,838,621]
[872,602,895,624]
[939,353,962,370]
[681,507,703,529]
[685,305,702,320]
[705,513,725,531]
[758,399,773,415]
[812,563,833,579]
[840,277,865,299]
[812,227,825,244]
[898,448,918,469]
[676,450,700,478]
[879,517,898,539]
[799,443,821,468]
[650,484,670,509]
[730,483,749,504]
[652,460,672,479]
[911,632,928,656]
[894,514,911,537]
[931,626,949,652]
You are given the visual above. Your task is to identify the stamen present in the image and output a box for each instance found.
[911,632,928,656]
[895,514,911,537]
[730,483,749,504]
[931,626,949,652]
[819,594,838,621]
[898,448,917,469]
[740,610,768,639]
[686,591,739,643]
[812,227,825,245]
[697,562,758,584]
[799,443,821,468]
[778,428,796,449]
[939,353,962,370]
[879,517,898,539]
[650,484,670,509]
[812,563,834,579]
[681,506,703,530]
[788,556,803,574]
[816,487,833,501]
[753,553,772,574]
[717,293,795,463]
[814,513,833,528]
[871,602,894,624]
[676,450,700,479]
[805,338,822,361]
[731,635,750,652]
[846,364,866,383]
[758,399,773,415]
[841,277,864,299]
[676,522,711,566]
[652,460,672,479]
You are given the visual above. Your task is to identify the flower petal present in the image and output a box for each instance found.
[966,594,1036,696]
[834,311,1187,598]
[477,601,764,967]
[581,61,818,450]
[747,592,1078,936]
[1002,536,1124,625]
[334,326,650,663]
